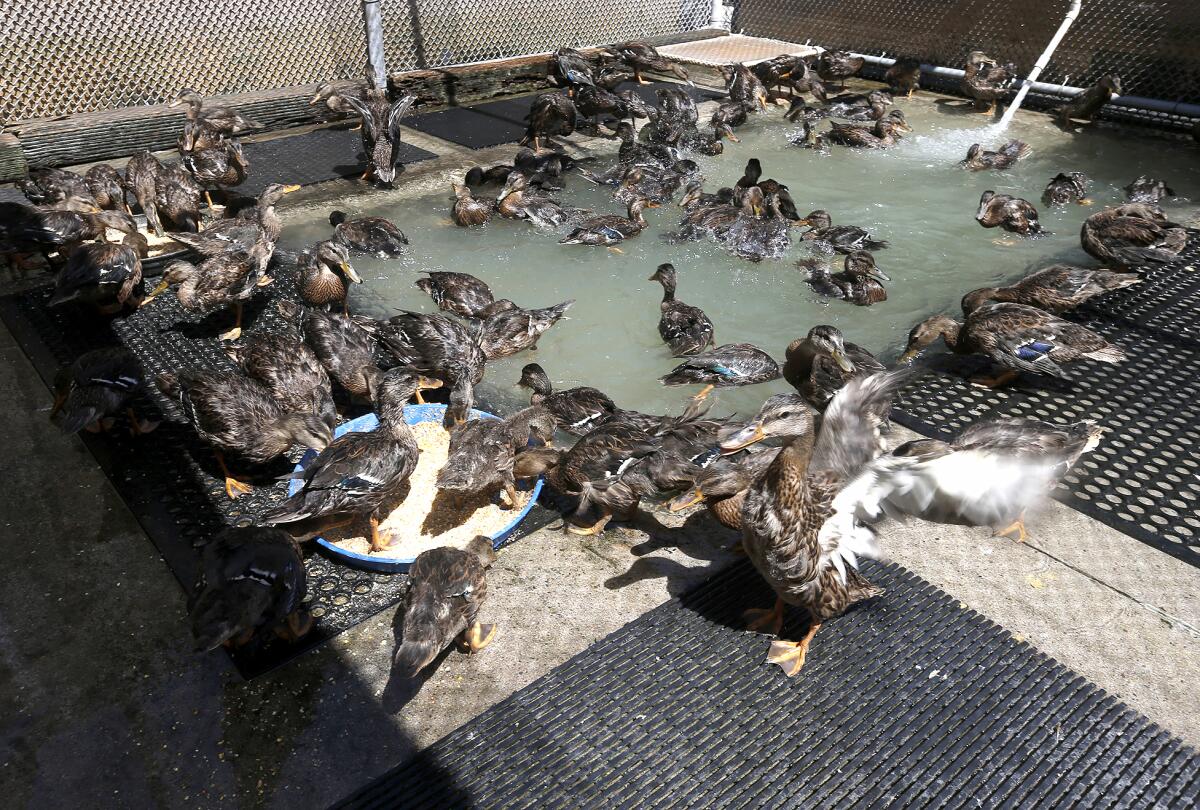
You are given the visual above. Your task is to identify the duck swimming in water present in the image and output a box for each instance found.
[649,262,715,356]
[1042,172,1090,206]
[975,191,1047,237]
[801,251,889,306]
[960,140,1032,171]
[799,210,888,254]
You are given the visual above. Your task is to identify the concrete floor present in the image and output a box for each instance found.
[2,90,1198,809]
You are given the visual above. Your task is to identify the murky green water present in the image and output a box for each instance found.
[278,94,1200,420]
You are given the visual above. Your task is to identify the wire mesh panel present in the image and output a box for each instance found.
[0,0,712,124]
[734,0,1200,105]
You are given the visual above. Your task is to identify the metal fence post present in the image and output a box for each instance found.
[362,0,389,90]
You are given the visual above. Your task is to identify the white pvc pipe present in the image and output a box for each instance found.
[997,0,1082,128]
[362,0,388,90]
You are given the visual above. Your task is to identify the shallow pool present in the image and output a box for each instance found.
[278,91,1200,421]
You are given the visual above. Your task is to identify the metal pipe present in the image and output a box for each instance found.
[362,0,388,90]
[998,0,1082,127]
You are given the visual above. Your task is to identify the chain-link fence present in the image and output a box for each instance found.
[0,0,714,124]
[734,0,1199,105]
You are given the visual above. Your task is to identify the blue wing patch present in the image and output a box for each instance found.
[1016,340,1055,362]
[712,364,739,377]
[597,225,624,241]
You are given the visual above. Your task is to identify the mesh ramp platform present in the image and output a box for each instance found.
[891,235,1200,569]
[336,558,1199,808]
[658,33,820,66]
[0,276,560,678]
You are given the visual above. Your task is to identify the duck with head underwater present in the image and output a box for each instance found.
[800,251,889,306]
[1042,172,1090,206]
[975,191,1047,237]
[328,210,408,255]
[438,406,557,508]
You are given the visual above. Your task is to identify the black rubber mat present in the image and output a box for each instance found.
[336,558,1199,808]
[892,234,1200,569]
[404,83,726,149]
[0,277,559,679]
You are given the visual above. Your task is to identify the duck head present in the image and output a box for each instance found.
[718,394,813,452]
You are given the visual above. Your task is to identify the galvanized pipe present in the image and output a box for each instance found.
[362,0,388,90]
[999,0,1082,127]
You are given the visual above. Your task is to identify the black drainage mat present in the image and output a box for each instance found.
[336,558,1199,809]
[0,278,560,679]
[404,82,726,150]
[892,235,1200,569]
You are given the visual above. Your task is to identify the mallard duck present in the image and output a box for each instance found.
[961,264,1140,314]
[801,252,889,306]
[958,52,1014,115]
[301,307,385,401]
[609,41,691,85]
[788,121,830,151]
[18,167,93,207]
[168,183,299,256]
[51,347,151,435]
[711,100,751,142]
[799,210,888,253]
[229,330,336,430]
[1080,203,1186,266]
[155,164,204,232]
[5,204,134,261]
[716,372,907,675]
[975,191,1047,237]
[597,64,635,91]
[885,57,922,97]
[574,84,628,126]
[667,445,781,531]
[523,93,576,150]
[451,184,492,227]
[296,240,361,312]
[1042,172,1090,206]
[479,299,573,359]
[84,164,128,213]
[124,151,167,236]
[438,407,557,507]
[961,140,1032,171]
[551,47,596,94]
[559,199,648,248]
[1124,176,1174,204]
[328,210,408,255]
[156,368,332,498]
[649,262,715,356]
[1055,75,1121,128]
[783,325,885,410]
[679,180,732,210]
[829,90,892,121]
[614,121,678,168]
[899,302,1126,386]
[464,165,513,188]
[784,95,831,122]
[659,342,781,400]
[177,120,225,153]
[262,367,438,549]
[655,87,699,128]
[496,173,586,228]
[674,185,750,242]
[379,313,486,425]
[415,271,495,317]
[393,537,498,677]
[615,89,655,122]
[188,527,309,651]
[517,363,616,434]
[48,231,145,312]
[827,117,906,148]
[725,189,792,262]
[816,50,865,88]
[751,55,807,99]
[609,165,684,207]
[341,90,418,184]
[831,417,1104,543]
[309,82,363,118]
[182,138,248,209]
[169,89,262,135]
[514,145,575,178]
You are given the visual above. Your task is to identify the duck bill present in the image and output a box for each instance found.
[416,376,444,392]
[308,92,322,105]
[340,262,363,284]
[867,267,891,282]
[668,487,706,512]
[831,349,855,373]
[897,349,919,364]
[281,184,302,193]
[719,422,766,453]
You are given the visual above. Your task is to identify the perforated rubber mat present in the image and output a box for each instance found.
[0,276,559,679]
[336,558,1199,809]
[891,234,1200,568]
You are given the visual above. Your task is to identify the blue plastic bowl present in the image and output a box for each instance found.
[289,402,544,573]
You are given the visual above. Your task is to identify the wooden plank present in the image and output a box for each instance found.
[0,134,26,181]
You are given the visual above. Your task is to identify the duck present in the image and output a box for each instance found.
[667,445,782,531]
[300,307,385,402]
[393,537,499,677]
[801,252,889,306]
[659,342,781,401]
[961,140,1032,171]
[309,82,364,118]
[552,47,597,94]
[899,302,1126,387]
[614,121,678,168]
[188,527,310,651]
[84,164,128,213]
[168,183,299,256]
[1042,172,1090,206]
[674,185,750,242]
[884,57,922,98]
[478,298,573,359]
[1080,203,1187,266]
[339,90,418,185]
[517,363,617,435]
[50,347,151,435]
[328,210,409,255]
[559,199,648,249]
[609,41,691,85]
[1123,176,1175,204]
[496,172,586,228]
[523,93,577,150]
[297,239,361,312]
[610,165,684,207]
[716,371,907,675]
[784,96,831,122]
[828,90,892,121]
[415,271,496,317]
[155,368,332,498]
[783,325,885,410]
[725,189,792,262]
[182,137,249,209]
[574,84,629,127]
[830,417,1104,543]
[615,89,655,121]
[18,167,94,208]
[679,180,732,210]
[228,329,337,430]
[731,159,801,221]
[788,121,830,151]
[649,262,715,356]
[48,231,145,313]
[961,264,1141,314]
[597,64,635,91]
[958,52,1014,115]
[799,210,888,254]
[262,368,439,549]
[437,407,557,507]
[514,145,575,178]
[720,63,768,109]
[975,191,1047,237]
[378,313,487,425]
[155,163,204,232]
[124,150,167,236]
[711,100,752,142]
[464,165,513,188]
[0,202,127,267]
[451,184,492,226]
[751,55,808,101]
[827,117,906,148]
[169,89,262,135]
[816,49,865,88]
[1055,75,1121,128]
